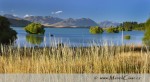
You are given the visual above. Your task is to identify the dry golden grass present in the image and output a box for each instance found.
[0,44,150,73]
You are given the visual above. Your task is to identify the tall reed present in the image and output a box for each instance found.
[0,42,149,73]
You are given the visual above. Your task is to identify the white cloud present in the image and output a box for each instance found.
[55,11,63,14]
[24,14,33,18]
[52,11,63,15]
[13,14,18,17]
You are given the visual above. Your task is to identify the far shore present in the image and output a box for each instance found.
[11,26,91,28]
[44,26,91,28]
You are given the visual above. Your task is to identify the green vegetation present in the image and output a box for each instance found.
[117,26,125,31]
[119,22,145,31]
[106,27,119,33]
[0,16,17,44]
[124,35,131,40]
[103,21,145,33]
[120,22,134,31]
[143,18,150,46]
[24,23,45,34]
[133,23,145,30]
[89,26,103,34]
[26,34,44,45]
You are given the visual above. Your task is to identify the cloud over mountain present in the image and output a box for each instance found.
[51,11,63,15]
[24,14,33,18]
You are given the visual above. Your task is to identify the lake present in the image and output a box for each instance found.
[11,27,144,47]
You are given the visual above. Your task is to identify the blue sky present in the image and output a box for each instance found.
[0,0,150,23]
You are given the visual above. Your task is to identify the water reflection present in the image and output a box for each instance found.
[26,34,44,45]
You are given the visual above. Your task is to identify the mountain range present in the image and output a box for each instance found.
[3,14,31,27]
[24,16,98,27]
[24,16,63,25]
[49,18,98,27]
[2,14,120,28]
[98,21,120,28]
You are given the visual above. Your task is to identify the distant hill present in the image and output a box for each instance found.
[3,14,31,27]
[8,18,31,27]
[98,21,120,28]
[3,14,120,28]
[3,14,20,19]
[49,18,98,27]
[24,16,63,25]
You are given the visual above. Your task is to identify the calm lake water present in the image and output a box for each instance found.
[11,27,144,47]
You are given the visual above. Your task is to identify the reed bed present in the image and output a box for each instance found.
[0,43,150,73]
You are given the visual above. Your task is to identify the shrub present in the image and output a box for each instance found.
[143,18,150,46]
[0,16,17,44]
[24,23,45,34]
[106,27,119,33]
[124,35,131,40]
[117,27,125,31]
[89,26,103,34]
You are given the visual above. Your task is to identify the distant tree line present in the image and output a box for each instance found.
[89,21,145,34]
[119,22,145,31]
[103,22,145,33]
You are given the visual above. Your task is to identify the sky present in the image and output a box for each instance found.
[0,0,150,23]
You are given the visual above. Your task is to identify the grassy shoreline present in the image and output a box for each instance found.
[0,44,150,73]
